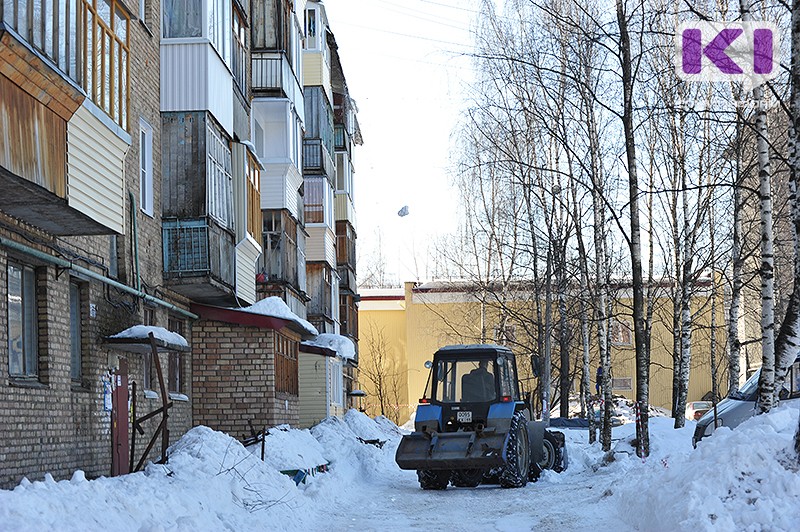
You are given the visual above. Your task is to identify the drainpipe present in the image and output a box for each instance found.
[0,235,198,320]
[129,192,141,291]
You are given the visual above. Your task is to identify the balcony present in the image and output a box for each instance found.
[303,138,335,178]
[163,218,236,305]
[337,266,358,295]
[251,52,304,120]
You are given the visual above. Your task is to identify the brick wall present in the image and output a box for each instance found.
[193,320,300,439]
[0,5,194,489]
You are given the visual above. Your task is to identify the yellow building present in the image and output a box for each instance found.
[359,281,728,423]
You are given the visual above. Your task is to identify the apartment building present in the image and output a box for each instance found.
[0,0,193,488]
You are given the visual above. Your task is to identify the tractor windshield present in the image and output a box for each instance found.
[435,358,496,403]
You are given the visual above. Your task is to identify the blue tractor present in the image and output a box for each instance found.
[395,345,568,489]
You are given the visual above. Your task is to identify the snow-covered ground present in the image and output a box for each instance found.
[1,406,798,531]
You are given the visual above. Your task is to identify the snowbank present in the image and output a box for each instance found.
[0,426,308,531]
[615,404,800,531]
[257,425,328,471]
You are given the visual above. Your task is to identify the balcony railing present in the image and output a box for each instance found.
[163,219,210,274]
[163,218,235,288]
[251,52,304,119]
[303,138,334,178]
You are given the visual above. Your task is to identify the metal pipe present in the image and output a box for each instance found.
[129,192,141,291]
[0,235,198,320]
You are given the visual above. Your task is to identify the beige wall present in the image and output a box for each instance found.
[359,282,728,418]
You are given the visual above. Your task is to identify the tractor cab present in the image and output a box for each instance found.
[424,346,521,433]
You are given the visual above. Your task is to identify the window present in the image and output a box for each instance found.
[2,0,81,84]
[305,8,316,47]
[494,324,516,345]
[83,0,130,129]
[162,0,201,37]
[69,281,83,383]
[275,332,298,396]
[7,261,38,378]
[208,0,230,65]
[167,317,184,393]
[611,319,633,346]
[206,121,233,228]
[139,118,153,216]
[435,359,496,403]
[246,150,261,244]
[232,6,246,96]
[304,177,324,224]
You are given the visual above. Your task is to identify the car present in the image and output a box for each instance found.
[685,401,713,421]
[693,357,800,447]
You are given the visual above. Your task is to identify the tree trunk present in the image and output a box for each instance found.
[616,0,649,457]
[736,0,776,415]
[728,106,744,396]
[543,245,553,423]
[558,249,570,418]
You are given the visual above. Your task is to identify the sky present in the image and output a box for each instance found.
[321,0,480,284]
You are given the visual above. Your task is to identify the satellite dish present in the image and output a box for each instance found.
[397,205,409,217]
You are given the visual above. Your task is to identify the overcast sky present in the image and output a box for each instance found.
[322,0,479,284]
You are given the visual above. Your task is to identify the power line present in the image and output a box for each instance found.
[373,0,474,32]
[419,0,481,14]
[334,20,473,48]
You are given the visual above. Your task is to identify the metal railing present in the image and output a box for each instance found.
[163,219,210,274]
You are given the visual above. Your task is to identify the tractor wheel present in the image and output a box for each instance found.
[451,468,484,488]
[549,430,568,473]
[500,412,530,488]
[417,469,451,490]
[538,434,556,471]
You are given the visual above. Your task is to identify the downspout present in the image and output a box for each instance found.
[129,192,141,291]
[0,236,198,320]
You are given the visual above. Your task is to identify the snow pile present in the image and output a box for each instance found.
[0,426,309,531]
[301,333,356,359]
[237,297,318,336]
[256,425,328,471]
[109,325,188,347]
[615,404,800,531]
[310,410,403,483]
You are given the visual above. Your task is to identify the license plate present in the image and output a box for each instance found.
[457,411,472,423]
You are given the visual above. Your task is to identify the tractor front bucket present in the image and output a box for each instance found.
[395,430,507,471]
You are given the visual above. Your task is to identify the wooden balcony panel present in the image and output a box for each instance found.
[0,31,84,121]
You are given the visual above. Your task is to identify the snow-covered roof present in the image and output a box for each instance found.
[237,297,318,337]
[301,333,355,360]
[106,325,189,353]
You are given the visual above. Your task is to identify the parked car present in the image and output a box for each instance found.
[685,401,712,421]
[693,357,800,447]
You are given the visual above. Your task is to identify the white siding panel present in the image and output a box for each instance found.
[66,105,127,234]
[303,52,323,87]
[235,235,262,305]
[335,193,356,227]
[306,225,335,267]
[161,42,207,113]
[260,162,289,210]
[206,46,234,135]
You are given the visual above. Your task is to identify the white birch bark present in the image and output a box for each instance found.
[616,0,649,457]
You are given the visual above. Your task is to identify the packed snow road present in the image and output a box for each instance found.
[1,406,799,531]
[318,451,631,531]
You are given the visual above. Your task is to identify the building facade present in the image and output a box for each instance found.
[359,281,727,425]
